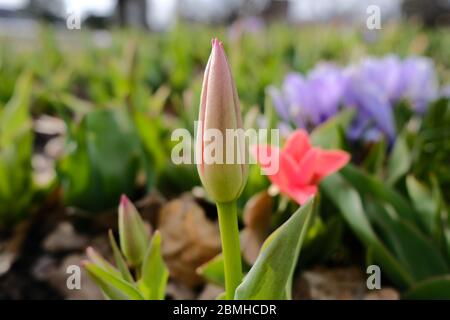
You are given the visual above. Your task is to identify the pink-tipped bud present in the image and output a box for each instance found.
[118,194,149,266]
[196,38,248,203]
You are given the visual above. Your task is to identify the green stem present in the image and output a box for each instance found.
[216,201,242,300]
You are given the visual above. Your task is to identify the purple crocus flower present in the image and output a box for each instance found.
[343,65,396,142]
[308,64,347,120]
[268,55,441,142]
[282,72,310,127]
[359,55,404,102]
[266,85,290,122]
[401,56,438,113]
[270,64,346,129]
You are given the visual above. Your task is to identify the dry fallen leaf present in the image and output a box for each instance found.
[197,283,224,300]
[42,222,89,253]
[158,195,221,288]
[364,287,400,300]
[293,266,367,300]
[0,221,31,276]
[47,254,103,300]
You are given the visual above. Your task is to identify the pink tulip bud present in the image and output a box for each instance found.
[196,38,248,203]
[118,194,149,266]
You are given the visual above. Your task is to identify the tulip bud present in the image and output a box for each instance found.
[118,194,149,266]
[196,38,248,203]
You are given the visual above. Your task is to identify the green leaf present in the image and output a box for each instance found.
[58,108,143,212]
[386,132,411,186]
[138,231,168,300]
[403,276,450,299]
[234,197,315,300]
[341,164,418,225]
[445,229,450,264]
[366,201,448,281]
[197,254,225,287]
[362,138,386,177]
[84,263,144,300]
[321,174,413,289]
[0,71,34,226]
[215,292,227,300]
[133,111,165,190]
[310,108,354,149]
[406,175,438,235]
[0,72,33,145]
[59,93,94,115]
[108,230,134,283]
[86,247,121,278]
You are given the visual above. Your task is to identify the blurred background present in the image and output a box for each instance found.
[0,0,449,300]
[0,0,450,31]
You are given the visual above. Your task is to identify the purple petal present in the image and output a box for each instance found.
[402,56,438,112]
[308,63,346,119]
[360,55,404,102]
[267,86,289,122]
[344,67,396,141]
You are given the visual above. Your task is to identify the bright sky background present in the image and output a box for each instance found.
[0,0,28,10]
[0,0,403,28]
[0,0,176,29]
[63,0,117,17]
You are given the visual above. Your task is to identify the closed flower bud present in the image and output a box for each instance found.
[196,38,248,203]
[118,194,149,266]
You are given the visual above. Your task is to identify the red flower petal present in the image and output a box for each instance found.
[288,185,318,205]
[313,149,350,182]
[253,129,350,206]
[296,148,320,185]
[283,129,311,163]
[252,144,296,191]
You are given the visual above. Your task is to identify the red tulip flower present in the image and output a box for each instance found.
[253,129,350,205]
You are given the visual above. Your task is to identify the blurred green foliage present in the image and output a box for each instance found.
[57,107,143,212]
[0,72,34,226]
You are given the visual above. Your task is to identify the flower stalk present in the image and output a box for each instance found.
[217,201,242,300]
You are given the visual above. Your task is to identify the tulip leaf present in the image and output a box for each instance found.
[311,108,354,149]
[215,292,227,300]
[0,72,34,226]
[108,230,134,283]
[406,175,438,235]
[59,93,94,115]
[133,111,165,190]
[366,201,448,281]
[403,276,450,299]
[445,229,450,264]
[321,174,413,288]
[341,164,418,226]
[58,108,143,212]
[197,254,225,287]
[86,248,121,278]
[84,263,144,300]
[138,231,168,300]
[386,132,411,186]
[234,197,315,300]
[362,138,386,177]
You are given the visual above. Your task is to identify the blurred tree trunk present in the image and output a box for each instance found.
[402,0,450,26]
[117,0,127,26]
[117,0,148,28]
[26,0,65,21]
[260,0,287,20]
